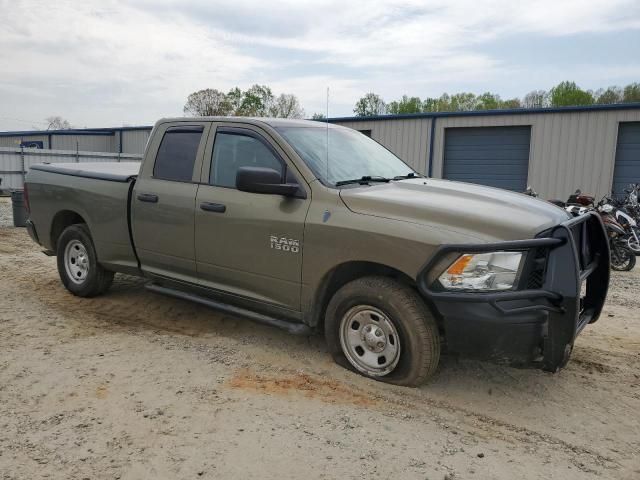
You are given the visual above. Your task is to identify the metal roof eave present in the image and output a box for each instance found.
[324,102,640,123]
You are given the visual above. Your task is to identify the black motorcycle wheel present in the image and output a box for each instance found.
[611,244,636,271]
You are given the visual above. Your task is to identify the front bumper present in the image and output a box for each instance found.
[418,212,610,371]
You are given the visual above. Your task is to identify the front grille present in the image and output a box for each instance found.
[526,247,548,289]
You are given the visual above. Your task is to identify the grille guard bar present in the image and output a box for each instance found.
[417,212,610,372]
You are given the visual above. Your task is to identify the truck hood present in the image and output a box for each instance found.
[339,178,570,241]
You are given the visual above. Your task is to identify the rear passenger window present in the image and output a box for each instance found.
[210,131,283,187]
[153,126,204,182]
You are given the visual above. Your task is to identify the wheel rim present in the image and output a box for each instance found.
[612,248,631,269]
[627,236,640,253]
[64,239,90,284]
[339,305,401,377]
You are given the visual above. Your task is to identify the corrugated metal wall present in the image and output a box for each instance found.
[0,147,141,190]
[0,128,152,155]
[331,118,432,173]
[121,129,151,154]
[0,135,49,148]
[51,134,115,152]
[335,108,640,200]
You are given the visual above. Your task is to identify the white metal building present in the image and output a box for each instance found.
[1,104,639,199]
[0,126,152,155]
[330,104,640,199]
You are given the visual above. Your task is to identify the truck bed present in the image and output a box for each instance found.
[26,162,141,275]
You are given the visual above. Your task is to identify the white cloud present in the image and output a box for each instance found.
[0,0,638,129]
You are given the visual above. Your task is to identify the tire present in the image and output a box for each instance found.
[627,229,640,254]
[324,276,440,387]
[611,244,636,271]
[56,224,114,297]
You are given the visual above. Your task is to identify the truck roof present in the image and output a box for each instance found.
[156,117,345,129]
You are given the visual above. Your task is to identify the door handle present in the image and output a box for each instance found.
[137,193,159,203]
[200,202,226,213]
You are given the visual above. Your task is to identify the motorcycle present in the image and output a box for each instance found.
[550,190,635,271]
[598,201,636,271]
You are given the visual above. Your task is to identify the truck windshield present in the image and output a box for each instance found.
[275,126,416,186]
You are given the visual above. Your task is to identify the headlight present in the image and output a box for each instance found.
[438,252,524,291]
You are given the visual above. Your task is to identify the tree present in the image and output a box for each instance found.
[595,86,623,104]
[475,92,501,110]
[353,93,386,116]
[449,92,477,111]
[549,81,594,107]
[269,93,305,118]
[523,90,548,108]
[623,83,640,103]
[500,98,522,109]
[311,113,326,120]
[237,84,274,116]
[387,95,423,114]
[183,89,232,116]
[184,85,305,118]
[226,87,244,113]
[46,116,72,130]
[422,97,440,112]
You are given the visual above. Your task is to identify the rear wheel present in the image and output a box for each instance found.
[56,224,114,296]
[324,276,440,387]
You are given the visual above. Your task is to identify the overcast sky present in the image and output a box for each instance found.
[1,0,639,131]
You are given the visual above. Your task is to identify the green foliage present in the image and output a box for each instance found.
[549,81,594,107]
[184,85,304,118]
[500,98,522,109]
[475,92,501,110]
[595,87,623,104]
[387,95,423,114]
[623,83,640,103]
[353,93,387,116]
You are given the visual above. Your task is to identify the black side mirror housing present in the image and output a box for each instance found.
[236,167,306,199]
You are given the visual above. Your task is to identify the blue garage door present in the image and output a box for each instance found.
[443,126,531,191]
[613,122,640,195]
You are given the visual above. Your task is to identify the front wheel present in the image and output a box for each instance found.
[324,276,440,387]
[627,229,640,254]
[56,224,114,297]
[611,243,636,271]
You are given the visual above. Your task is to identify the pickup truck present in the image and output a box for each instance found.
[24,117,610,386]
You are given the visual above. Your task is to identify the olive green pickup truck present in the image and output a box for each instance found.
[24,117,610,386]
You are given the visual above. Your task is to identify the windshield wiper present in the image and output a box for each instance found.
[335,176,391,186]
[393,172,422,180]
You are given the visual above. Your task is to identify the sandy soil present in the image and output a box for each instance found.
[0,199,639,479]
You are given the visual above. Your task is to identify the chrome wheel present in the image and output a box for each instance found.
[339,305,401,377]
[64,239,90,284]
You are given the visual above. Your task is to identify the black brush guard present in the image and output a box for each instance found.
[418,212,610,372]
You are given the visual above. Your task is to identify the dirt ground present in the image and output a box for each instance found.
[0,198,639,479]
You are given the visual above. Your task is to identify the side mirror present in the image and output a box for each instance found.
[236,167,305,198]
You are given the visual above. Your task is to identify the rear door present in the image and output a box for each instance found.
[132,121,210,283]
[194,123,310,311]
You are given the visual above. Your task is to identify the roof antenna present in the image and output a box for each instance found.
[326,87,330,182]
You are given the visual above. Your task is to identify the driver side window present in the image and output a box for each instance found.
[210,130,283,188]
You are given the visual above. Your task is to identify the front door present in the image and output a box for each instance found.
[194,124,310,311]
[132,121,210,283]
